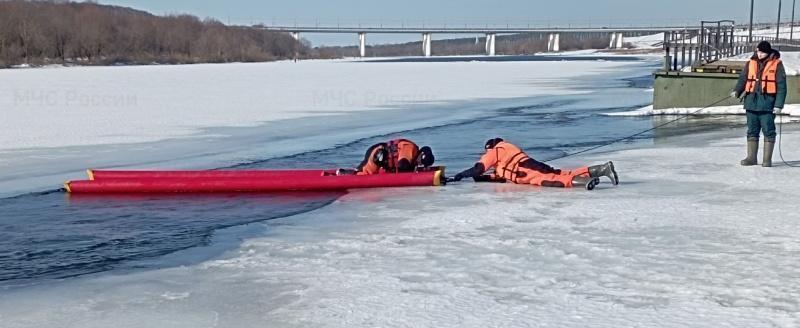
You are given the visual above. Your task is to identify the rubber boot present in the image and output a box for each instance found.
[588,161,619,185]
[572,176,600,191]
[763,139,775,167]
[740,137,759,166]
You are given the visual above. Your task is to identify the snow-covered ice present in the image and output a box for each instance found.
[2,54,800,328]
[2,127,799,328]
[607,104,800,119]
[0,59,624,151]
[0,58,650,196]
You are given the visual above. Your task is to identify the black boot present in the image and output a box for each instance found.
[588,161,619,185]
[572,176,600,190]
[741,137,759,166]
[763,138,775,167]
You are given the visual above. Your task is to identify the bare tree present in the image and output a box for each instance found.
[0,0,305,67]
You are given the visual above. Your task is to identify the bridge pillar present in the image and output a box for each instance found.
[422,33,432,57]
[358,32,366,57]
[609,32,624,49]
[485,33,496,56]
[547,33,560,52]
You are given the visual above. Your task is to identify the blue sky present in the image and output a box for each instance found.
[101,0,794,46]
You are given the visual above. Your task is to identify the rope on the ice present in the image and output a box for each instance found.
[547,96,732,162]
[778,114,800,167]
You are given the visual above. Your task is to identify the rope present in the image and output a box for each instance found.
[547,96,732,161]
[778,113,800,167]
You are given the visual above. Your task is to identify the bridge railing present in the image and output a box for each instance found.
[253,17,785,31]
[252,19,794,60]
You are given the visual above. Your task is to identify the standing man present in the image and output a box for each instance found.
[732,41,787,167]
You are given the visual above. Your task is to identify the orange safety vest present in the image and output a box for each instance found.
[387,139,419,172]
[478,141,530,182]
[745,58,781,94]
[357,139,419,175]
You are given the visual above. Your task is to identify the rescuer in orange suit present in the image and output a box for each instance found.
[337,138,435,175]
[450,138,618,190]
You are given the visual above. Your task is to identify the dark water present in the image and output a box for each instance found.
[0,64,744,289]
[0,191,344,288]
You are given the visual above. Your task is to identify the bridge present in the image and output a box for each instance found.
[259,22,785,57]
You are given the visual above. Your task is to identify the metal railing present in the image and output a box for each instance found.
[662,20,800,71]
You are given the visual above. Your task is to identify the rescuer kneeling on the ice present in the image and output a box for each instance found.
[337,138,435,175]
[450,138,618,190]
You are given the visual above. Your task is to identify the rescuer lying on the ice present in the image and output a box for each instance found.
[450,138,618,190]
[337,138,435,175]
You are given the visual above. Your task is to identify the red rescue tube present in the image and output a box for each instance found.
[88,169,328,180]
[66,169,444,193]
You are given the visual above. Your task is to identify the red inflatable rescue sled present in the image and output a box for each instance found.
[65,168,445,193]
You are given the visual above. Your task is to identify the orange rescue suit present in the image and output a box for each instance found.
[478,141,589,187]
[357,139,420,175]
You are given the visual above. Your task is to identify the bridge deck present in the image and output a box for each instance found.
[262,26,705,34]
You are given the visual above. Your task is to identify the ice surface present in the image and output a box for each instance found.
[2,55,799,328]
[607,104,800,120]
[2,127,799,328]
[0,58,656,197]
[0,59,629,151]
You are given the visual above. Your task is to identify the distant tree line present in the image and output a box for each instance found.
[0,0,309,67]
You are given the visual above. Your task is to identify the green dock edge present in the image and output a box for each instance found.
[653,70,800,110]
